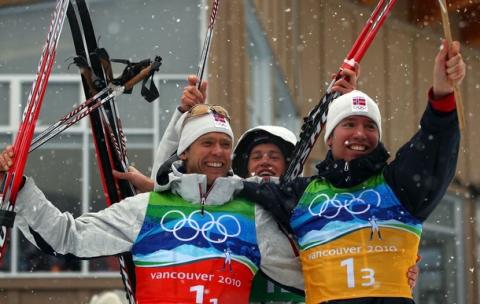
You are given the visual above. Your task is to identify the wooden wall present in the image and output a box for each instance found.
[211,0,480,186]
[208,0,248,138]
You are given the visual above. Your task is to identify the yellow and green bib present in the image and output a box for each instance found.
[290,174,422,303]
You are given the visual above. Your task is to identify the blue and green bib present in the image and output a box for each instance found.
[132,191,260,303]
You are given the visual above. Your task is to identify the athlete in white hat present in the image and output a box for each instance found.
[240,40,465,304]
[0,104,304,303]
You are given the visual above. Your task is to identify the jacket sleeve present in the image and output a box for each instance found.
[151,108,183,179]
[383,90,460,221]
[14,177,149,258]
[240,177,310,232]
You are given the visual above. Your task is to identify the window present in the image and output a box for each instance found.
[0,82,9,126]
[414,195,465,304]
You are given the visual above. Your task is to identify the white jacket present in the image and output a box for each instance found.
[14,163,304,290]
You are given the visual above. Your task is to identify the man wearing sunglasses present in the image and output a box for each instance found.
[0,104,303,303]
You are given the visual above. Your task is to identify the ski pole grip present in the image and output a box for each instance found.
[340,58,356,72]
[335,59,358,83]
[124,65,153,91]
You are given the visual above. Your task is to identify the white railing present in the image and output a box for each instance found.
[0,73,186,278]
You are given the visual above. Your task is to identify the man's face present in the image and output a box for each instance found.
[180,132,233,185]
[326,115,379,161]
[247,143,286,177]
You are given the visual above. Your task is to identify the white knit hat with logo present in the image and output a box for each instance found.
[324,90,382,143]
[176,111,234,155]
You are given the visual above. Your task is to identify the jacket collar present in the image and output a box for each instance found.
[154,160,243,205]
[315,143,390,188]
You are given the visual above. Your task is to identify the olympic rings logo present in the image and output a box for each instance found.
[308,190,381,219]
[160,210,241,243]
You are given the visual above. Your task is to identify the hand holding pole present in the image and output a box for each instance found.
[438,0,466,130]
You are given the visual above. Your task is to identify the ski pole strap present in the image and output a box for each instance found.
[141,56,162,102]
[111,57,154,93]
[141,75,159,102]
[29,56,162,152]
[0,210,16,228]
[122,56,162,93]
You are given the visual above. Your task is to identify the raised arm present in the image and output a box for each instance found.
[112,75,207,192]
[151,74,207,177]
[384,40,465,221]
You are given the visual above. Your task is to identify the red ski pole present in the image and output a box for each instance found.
[0,0,70,261]
[284,0,397,182]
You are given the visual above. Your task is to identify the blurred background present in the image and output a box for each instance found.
[0,0,479,303]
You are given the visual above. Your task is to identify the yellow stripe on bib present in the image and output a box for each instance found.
[300,227,419,303]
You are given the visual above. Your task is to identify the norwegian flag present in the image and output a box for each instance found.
[213,113,227,123]
[352,96,366,106]
[213,112,228,128]
[352,96,368,112]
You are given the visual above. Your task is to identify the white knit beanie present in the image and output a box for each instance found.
[324,90,382,143]
[176,111,234,155]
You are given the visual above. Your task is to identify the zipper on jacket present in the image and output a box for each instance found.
[198,184,206,215]
[198,181,215,215]
[344,161,351,182]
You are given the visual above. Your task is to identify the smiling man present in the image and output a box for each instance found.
[175,107,234,187]
[232,125,297,179]
[232,126,306,303]
[233,124,420,304]
[0,105,303,303]
[323,90,381,162]
[240,40,465,304]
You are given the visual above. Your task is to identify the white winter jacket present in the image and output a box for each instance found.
[14,162,304,290]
